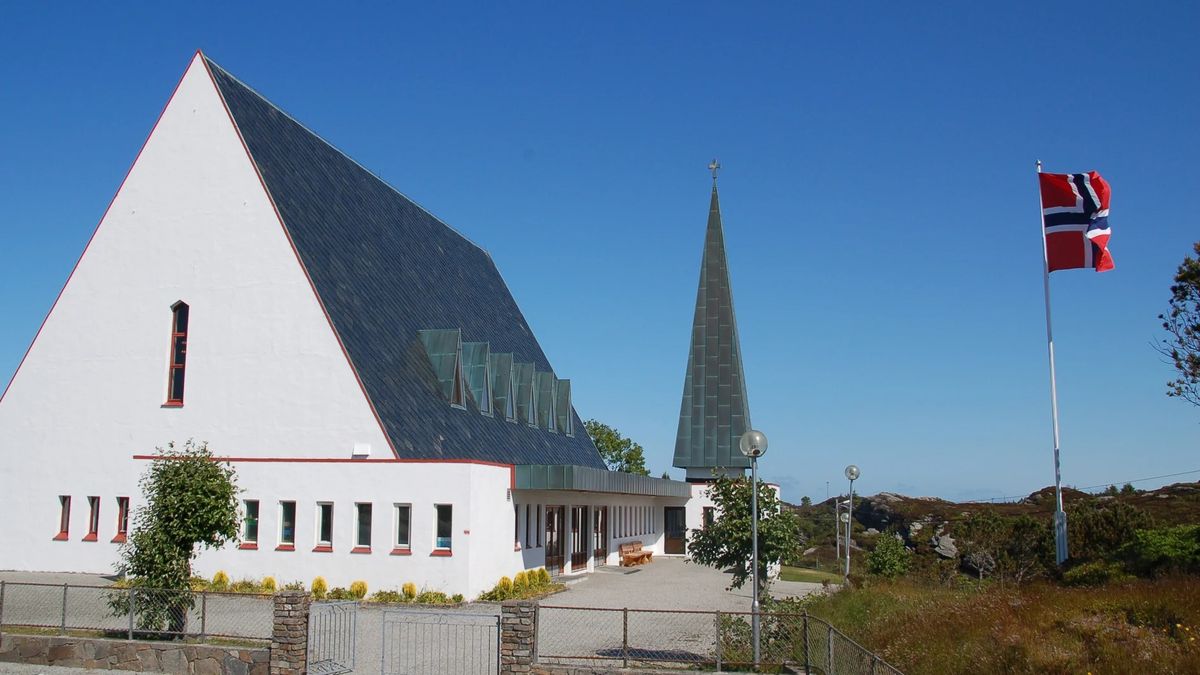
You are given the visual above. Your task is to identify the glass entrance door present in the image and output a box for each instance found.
[570,506,589,569]
[545,506,565,574]
[593,506,608,565]
[664,507,686,555]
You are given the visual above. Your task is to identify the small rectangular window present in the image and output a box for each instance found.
[243,500,259,543]
[280,501,296,546]
[56,496,71,539]
[85,496,100,541]
[356,503,372,549]
[317,502,334,548]
[394,504,411,549]
[115,497,130,540]
[703,507,715,530]
[435,504,452,550]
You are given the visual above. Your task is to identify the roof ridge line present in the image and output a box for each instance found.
[201,55,494,259]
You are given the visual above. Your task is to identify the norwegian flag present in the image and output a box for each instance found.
[1040,171,1114,272]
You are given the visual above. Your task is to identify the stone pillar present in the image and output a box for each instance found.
[500,600,536,673]
[270,591,309,675]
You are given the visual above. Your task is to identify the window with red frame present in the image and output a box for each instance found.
[56,496,71,540]
[85,496,100,541]
[166,302,189,405]
[114,497,130,542]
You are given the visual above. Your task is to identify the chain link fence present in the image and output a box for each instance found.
[536,604,902,673]
[0,582,272,643]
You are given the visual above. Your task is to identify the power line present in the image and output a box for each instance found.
[967,468,1200,504]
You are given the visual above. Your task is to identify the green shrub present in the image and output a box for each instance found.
[349,580,368,599]
[1121,525,1200,576]
[188,577,208,592]
[281,580,305,591]
[311,576,328,600]
[210,571,230,591]
[230,578,262,594]
[402,582,417,600]
[368,590,406,603]
[867,535,912,578]
[497,576,513,594]
[536,568,551,584]
[261,576,277,593]
[415,591,452,604]
[451,593,464,604]
[1062,560,1133,586]
[513,571,528,589]
[326,587,352,600]
[1068,500,1153,563]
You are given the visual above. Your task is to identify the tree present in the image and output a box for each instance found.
[583,420,649,475]
[114,441,240,630]
[867,534,911,578]
[687,474,800,590]
[1158,241,1200,407]
[800,496,812,507]
[660,470,671,479]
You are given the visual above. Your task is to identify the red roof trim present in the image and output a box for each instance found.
[0,52,199,407]
[196,53,400,461]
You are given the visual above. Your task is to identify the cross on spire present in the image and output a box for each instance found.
[708,158,721,185]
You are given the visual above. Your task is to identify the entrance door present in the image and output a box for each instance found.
[570,506,589,569]
[592,506,608,565]
[545,506,565,574]
[664,507,686,555]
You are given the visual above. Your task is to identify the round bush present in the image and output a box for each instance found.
[211,570,230,591]
[311,576,328,600]
[402,581,417,600]
[261,576,277,593]
[349,580,368,599]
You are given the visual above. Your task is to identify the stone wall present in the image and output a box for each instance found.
[270,591,309,675]
[500,600,536,673]
[0,633,268,675]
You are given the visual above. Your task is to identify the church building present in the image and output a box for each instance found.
[0,53,697,598]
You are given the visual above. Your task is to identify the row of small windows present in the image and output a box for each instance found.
[239,500,453,555]
[419,329,574,436]
[54,496,130,543]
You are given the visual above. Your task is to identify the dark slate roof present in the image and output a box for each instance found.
[672,185,752,470]
[203,56,605,469]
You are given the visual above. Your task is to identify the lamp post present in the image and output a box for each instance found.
[844,465,859,578]
[739,430,767,670]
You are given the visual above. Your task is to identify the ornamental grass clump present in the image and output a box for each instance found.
[349,580,368,599]
[402,581,417,600]
[479,569,561,601]
[210,570,230,591]
[311,576,328,600]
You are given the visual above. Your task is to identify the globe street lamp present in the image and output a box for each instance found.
[844,465,860,578]
[739,429,767,669]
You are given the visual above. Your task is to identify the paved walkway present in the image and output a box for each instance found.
[549,556,823,612]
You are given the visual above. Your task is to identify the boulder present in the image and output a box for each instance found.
[932,533,958,559]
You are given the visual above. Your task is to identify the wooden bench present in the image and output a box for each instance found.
[619,541,653,566]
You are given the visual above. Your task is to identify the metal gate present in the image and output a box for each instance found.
[308,601,358,675]
[382,609,500,675]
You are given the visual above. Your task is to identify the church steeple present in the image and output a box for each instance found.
[672,164,752,477]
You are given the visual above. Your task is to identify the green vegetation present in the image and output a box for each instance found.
[688,473,800,590]
[583,419,649,475]
[778,566,844,584]
[478,569,562,601]
[1158,240,1200,408]
[800,577,1200,674]
[865,535,911,578]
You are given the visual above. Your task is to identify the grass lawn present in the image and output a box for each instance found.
[779,566,845,584]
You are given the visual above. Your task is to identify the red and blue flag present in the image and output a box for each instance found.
[1040,171,1114,272]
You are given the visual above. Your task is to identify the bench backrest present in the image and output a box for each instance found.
[619,542,643,554]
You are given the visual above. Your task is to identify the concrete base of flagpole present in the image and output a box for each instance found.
[1054,511,1069,565]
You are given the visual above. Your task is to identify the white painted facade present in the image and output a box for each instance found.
[0,54,715,600]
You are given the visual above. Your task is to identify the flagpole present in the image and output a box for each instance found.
[1037,159,1069,565]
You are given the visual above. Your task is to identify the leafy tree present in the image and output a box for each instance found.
[1158,241,1200,407]
[113,441,240,630]
[687,474,800,590]
[800,496,812,507]
[867,534,911,578]
[583,420,649,475]
[1120,483,1137,496]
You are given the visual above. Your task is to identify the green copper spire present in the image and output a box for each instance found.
[673,170,752,475]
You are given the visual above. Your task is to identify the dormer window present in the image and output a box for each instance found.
[535,372,557,433]
[419,329,467,409]
[514,363,537,427]
[556,378,574,437]
[462,342,492,416]
[165,302,189,406]
[489,353,517,423]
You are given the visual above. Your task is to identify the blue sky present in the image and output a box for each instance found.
[1,3,1196,502]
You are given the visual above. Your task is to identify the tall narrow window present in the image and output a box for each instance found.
[315,502,334,551]
[354,503,372,552]
[703,507,715,530]
[434,504,453,552]
[241,500,259,548]
[55,496,71,540]
[525,504,531,549]
[84,496,100,541]
[279,501,296,549]
[536,504,543,547]
[393,504,411,553]
[114,497,130,543]
[166,302,189,405]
